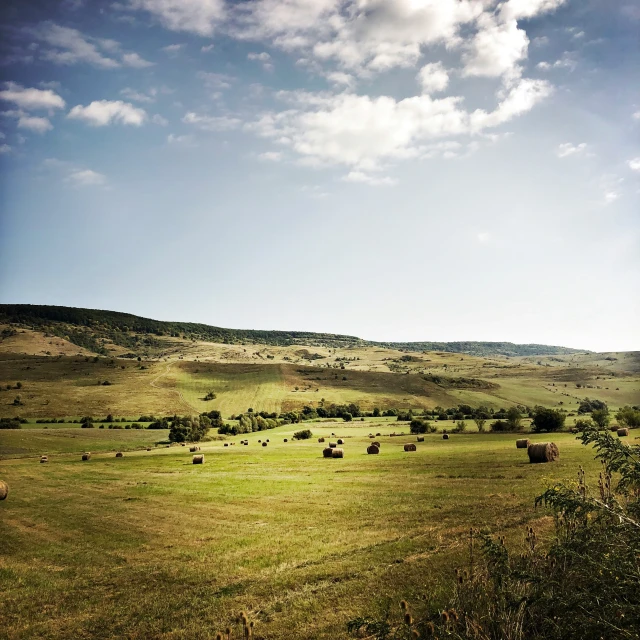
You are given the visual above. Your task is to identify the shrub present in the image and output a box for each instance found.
[490,419,514,432]
[531,406,566,432]
[293,429,313,440]
[0,418,21,429]
[343,412,353,422]
[591,408,610,429]
[616,406,640,428]
[81,422,95,429]
[453,420,466,433]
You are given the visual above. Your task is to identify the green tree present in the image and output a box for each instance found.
[591,408,610,429]
[616,406,640,428]
[531,406,566,432]
[506,406,522,431]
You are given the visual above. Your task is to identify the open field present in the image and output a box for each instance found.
[0,424,612,640]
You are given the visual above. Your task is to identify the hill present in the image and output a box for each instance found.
[0,304,587,357]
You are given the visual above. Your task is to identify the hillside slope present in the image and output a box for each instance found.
[0,304,587,357]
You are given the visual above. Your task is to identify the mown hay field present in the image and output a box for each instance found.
[0,424,607,640]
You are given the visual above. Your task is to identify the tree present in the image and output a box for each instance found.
[372,407,381,417]
[531,406,566,432]
[474,415,488,432]
[591,408,610,429]
[506,407,522,431]
[343,412,353,422]
[616,406,640,428]
[293,429,313,440]
[410,419,428,434]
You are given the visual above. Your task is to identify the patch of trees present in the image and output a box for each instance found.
[578,398,608,414]
[0,417,23,429]
[531,406,566,432]
[293,429,313,440]
[168,415,211,443]
[616,406,640,428]
[410,419,435,434]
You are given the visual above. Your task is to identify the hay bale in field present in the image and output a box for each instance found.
[0,480,8,500]
[527,442,559,464]
[417,436,425,442]
[331,448,344,458]
[82,453,91,461]
[404,443,417,452]
[283,438,288,442]
[367,444,379,455]
[318,437,325,443]
[617,428,629,437]
[610,426,618,432]
[322,447,333,458]
[369,434,375,438]
[243,441,248,446]
[372,441,381,447]
[329,442,337,448]
[337,439,344,445]
[224,443,229,447]
[146,448,152,451]
[258,439,261,443]
[115,452,123,458]
[376,432,381,436]
[516,439,530,449]
[331,433,335,436]
[180,443,185,447]
[442,433,449,440]
[40,456,48,463]
[189,446,198,452]
[266,439,269,442]
[192,454,204,464]
[262,441,267,447]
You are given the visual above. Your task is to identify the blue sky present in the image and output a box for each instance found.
[0,0,638,351]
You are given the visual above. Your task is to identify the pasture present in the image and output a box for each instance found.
[0,423,606,639]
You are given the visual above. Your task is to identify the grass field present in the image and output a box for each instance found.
[0,423,612,639]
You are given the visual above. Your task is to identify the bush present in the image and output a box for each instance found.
[293,429,313,440]
[343,413,353,422]
[169,415,211,443]
[578,397,607,414]
[531,406,566,432]
[453,420,466,433]
[410,419,434,434]
[81,422,95,429]
[0,418,21,429]
[591,408,610,429]
[616,406,640,428]
[490,419,514,432]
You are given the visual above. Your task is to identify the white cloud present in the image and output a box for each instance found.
[249,81,549,173]
[67,100,147,126]
[343,171,397,186]
[120,87,157,103]
[258,151,283,161]
[417,62,449,94]
[556,142,588,158]
[122,52,154,67]
[0,82,65,110]
[0,144,11,154]
[67,168,107,186]
[500,0,567,21]
[126,0,226,36]
[201,44,215,53]
[634,111,640,120]
[197,71,235,90]
[162,43,185,54]
[248,51,271,62]
[628,158,640,172]
[477,231,491,243]
[537,52,577,72]
[152,114,169,126]
[167,133,196,145]
[17,115,53,133]
[30,22,152,69]
[182,112,241,131]
[325,71,354,87]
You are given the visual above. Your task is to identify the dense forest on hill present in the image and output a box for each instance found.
[0,304,587,357]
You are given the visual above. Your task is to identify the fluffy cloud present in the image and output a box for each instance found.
[197,71,235,90]
[30,22,152,69]
[629,158,640,172]
[182,112,241,131]
[537,52,577,72]
[0,144,11,154]
[67,168,107,186]
[120,87,157,103]
[67,100,147,126]
[556,142,588,158]
[126,0,226,36]
[343,171,397,186]
[17,115,53,133]
[0,82,65,110]
[249,79,549,172]
[417,62,449,93]
[258,151,283,161]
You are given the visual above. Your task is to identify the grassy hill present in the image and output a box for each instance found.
[0,304,588,357]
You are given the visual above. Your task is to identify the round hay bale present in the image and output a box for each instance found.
[331,433,335,436]
[369,435,375,438]
[0,480,8,500]
[258,439,261,443]
[516,439,530,449]
[224,443,229,447]
[192,454,204,464]
[527,442,559,464]
[331,448,344,458]
[322,447,333,458]
[146,448,152,451]
[617,428,629,437]
[416,436,425,442]
[283,438,288,442]
[82,453,91,461]
[318,437,325,443]
[610,426,619,432]
[180,443,185,447]
[266,439,270,442]
[376,432,381,436]
[404,443,417,452]
[189,446,198,452]
[243,441,248,445]
[40,456,48,463]
[372,441,381,447]
[115,452,123,458]
[442,433,449,440]
[337,439,344,445]
[367,444,379,455]
[329,442,337,448]
[262,441,267,447]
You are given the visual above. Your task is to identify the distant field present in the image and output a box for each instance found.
[0,424,609,639]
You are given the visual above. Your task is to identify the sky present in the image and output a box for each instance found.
[0,0,638,352]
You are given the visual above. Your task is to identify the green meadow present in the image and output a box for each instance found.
[1,423,606,639]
